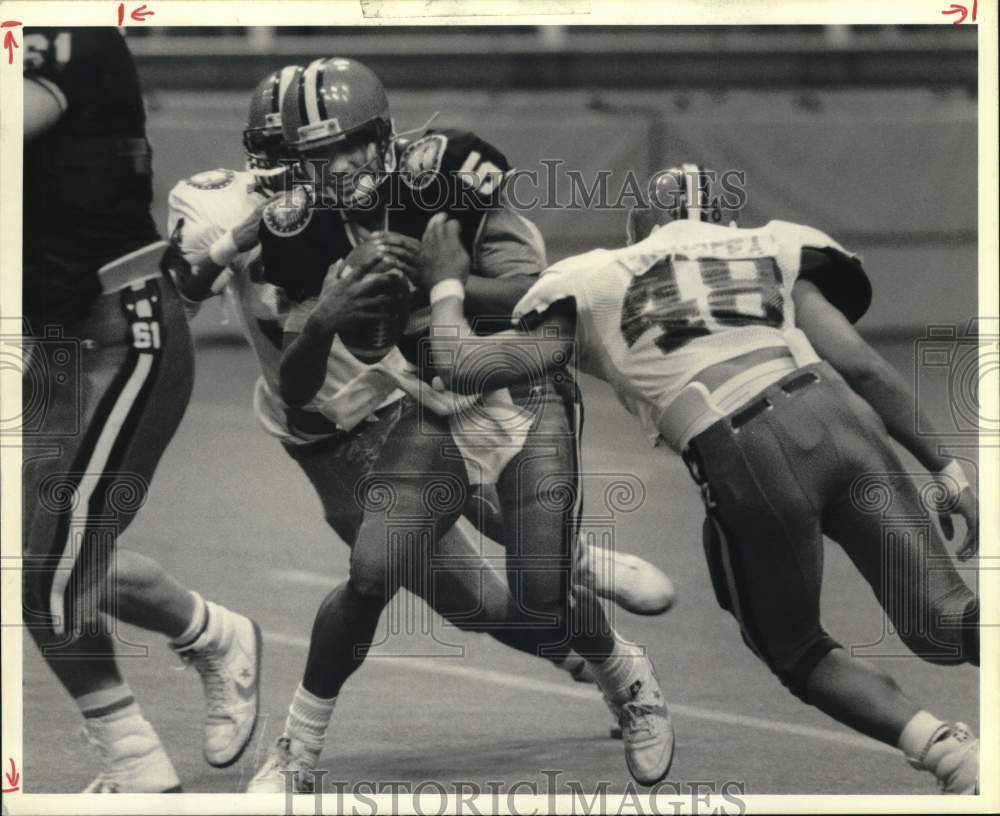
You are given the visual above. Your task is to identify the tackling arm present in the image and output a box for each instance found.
[793,278,946,471]
[464,205,547,321]
[422,212,574,394]
[793,277,978,557]
[430,296,575,395]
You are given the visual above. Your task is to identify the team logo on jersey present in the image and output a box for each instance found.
[399,134,448,190]
[184,169,236,191]
[261,186,313,237]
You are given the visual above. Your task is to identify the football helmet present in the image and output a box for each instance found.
[626,163,726,245]
[281,57,396,176]
[243,65,303,176]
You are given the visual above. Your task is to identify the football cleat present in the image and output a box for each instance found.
[606,659,674,785]
[174,602,262,768]
[80,717,182,793]
[916,722,979,794]
[575,542,676,616]
[247,736,317,794]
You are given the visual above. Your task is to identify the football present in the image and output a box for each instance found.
[337,262,411,364]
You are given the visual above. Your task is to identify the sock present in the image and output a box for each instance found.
[76,684,154,747]
[898,710,950,766]
[586,639,646,701]
[170,591,208,649]
[284,683,337,761]
[552,650,590,679]
[77,684,140,722]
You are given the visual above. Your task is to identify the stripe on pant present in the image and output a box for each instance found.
[713,515,767,662]
[49,353,155,635]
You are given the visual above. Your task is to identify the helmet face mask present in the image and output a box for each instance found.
[294,120,394,208]
[242,127,284,171]
[244,65,303,190]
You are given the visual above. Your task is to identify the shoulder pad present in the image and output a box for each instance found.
[769,220,855,259]
[545,248,615,278]
[398,133,450,190]
[182,168,238,191]
[399,129,511,194]
[261,187,314,237]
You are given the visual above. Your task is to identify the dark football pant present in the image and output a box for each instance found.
[684,362,978,700]
[22,275,194,643]
[494,377,612,660]
[286,398,520,642]
[287,377,601,662]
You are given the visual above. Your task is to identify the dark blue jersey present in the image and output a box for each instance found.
[259,128,510,302]
[23,27,159,325]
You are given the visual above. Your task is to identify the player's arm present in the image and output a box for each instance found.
[171,197,273,302]
[463,206,547,319]
[24,76,67,140]
[793,276,978,557]
[421,213,573,394]
[278,255,402,407]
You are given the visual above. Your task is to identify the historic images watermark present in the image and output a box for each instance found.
[275,771,748,816]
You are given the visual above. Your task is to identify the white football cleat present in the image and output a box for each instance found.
[174,602,262,767]
[619,670,674,785]
[80,717,182,793]
[247,736,317,794]
[575,542,676,616]
[599,655,674,785]
[916,722,979,794]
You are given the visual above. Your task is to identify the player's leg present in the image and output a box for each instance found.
[96,281,262,770]
[21,286,191,793]
[816,372,979,790]
[24,278,260,787]
[497,380,673,784]
[464,480,677,618]
[284,413,578,664]
[428,519,603,685]
[250,398,469,792]
[286,428,604,700]
[821,374,978,666]
[688,377,977,792]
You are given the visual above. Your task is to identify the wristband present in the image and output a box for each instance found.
[939,459,971,495]
[208,230,239,268]
[430,279,465,305]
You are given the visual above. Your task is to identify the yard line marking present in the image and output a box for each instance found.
[263,630,896,755]
[272,569,346,587]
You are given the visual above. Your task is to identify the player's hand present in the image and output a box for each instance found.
[232,194,277,253]
[312,262,405,334]
[940,484,979,561]
[342,235,395,279]
[419,213,470,290]
[369,231,423,286]
[933,462,979,560]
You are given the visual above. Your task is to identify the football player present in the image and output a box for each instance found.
[20,27,260,793]
[419,164,981,792]
[243,57,673,789]
[165,65,674,792]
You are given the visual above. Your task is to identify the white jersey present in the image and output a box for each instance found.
[513,219,864,444]
[167,168,304,437]
[168,169,533,482]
